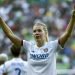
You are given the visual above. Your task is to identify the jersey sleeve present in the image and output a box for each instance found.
[0,64,7,74]
[23,40,31,51]
[0,65,4,75]
[54,39,63,49]
[49,39,63,52]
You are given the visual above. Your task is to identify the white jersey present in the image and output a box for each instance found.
[0,58,27,75]
[0,65,4,75]
[23,39,62,75]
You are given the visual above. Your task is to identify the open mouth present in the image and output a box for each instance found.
[35,35,40,39]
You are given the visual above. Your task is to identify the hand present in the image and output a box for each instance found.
[0,17,2,26]
[0,17,4,24]
[72,10,75,18]
[0,17,4,27]
[0,17,2,21]
[72,3,75,18]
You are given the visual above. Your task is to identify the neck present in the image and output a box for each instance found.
[36,40,47,47]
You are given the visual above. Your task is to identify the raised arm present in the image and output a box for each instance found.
[0,17,22,46]
[58,8,75,47]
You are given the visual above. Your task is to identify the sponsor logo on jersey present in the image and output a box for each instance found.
[31,50,35,53]
[30,53,49,60]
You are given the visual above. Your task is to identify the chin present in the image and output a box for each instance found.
[36,39,41,41]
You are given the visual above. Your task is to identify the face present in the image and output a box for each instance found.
[33,25,46,42]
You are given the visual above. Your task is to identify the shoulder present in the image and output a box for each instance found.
[24,61,27,65]
[48,39,58,45]
[0,65,3,69]
[23,40,35,46]
[4,59,13,67]
[21,60,27,65]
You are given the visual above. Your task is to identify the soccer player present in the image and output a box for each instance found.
[0,45,27,75]
[0,5,75,75]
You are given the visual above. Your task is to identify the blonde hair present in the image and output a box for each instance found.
[0,53,8,62]
[34,21,48,42]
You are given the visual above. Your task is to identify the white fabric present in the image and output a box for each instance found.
[23,39,62,75]
[0,58,27,75]
[0,65,4,75]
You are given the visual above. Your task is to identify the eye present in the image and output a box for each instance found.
[33,29,42,33]
[33,30,36,33]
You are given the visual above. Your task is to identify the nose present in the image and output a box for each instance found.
[33,31,40,36]
[35,31,39,33]
[35,31,40,35]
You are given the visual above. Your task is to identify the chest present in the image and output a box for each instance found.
[28,45,55,65]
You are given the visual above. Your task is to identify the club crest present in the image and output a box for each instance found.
[43,48,48,52]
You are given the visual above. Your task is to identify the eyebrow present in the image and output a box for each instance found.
[33,29,42,32]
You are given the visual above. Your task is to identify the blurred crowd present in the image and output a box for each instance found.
[0,0,75,69]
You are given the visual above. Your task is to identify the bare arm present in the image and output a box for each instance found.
[58,9,75,47]
[0,17,22,46]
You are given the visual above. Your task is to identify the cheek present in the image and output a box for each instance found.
[41,33,45,37]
